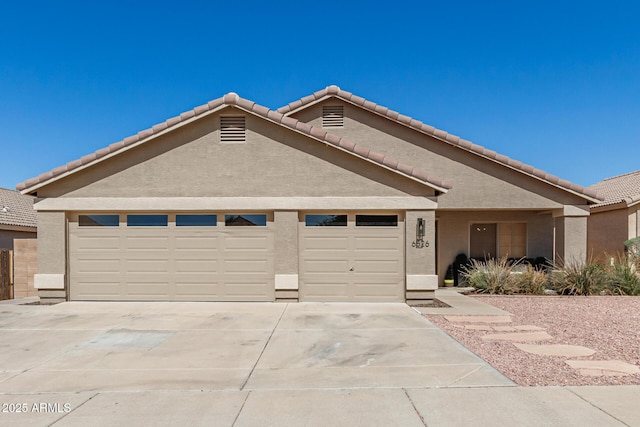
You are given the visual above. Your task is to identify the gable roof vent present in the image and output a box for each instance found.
[322,106,344,128]
[220,116,246,143]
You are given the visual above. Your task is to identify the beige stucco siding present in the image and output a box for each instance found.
[37,107,432,199]
[291,100,585,209]
[588,208,631,258]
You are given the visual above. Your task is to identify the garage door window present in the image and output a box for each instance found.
[176,214,217,226]
[356,215,398,227]
[79,215,119,227]
[127,215,168,226]
[225,214,267,226]
[305,214,347,226]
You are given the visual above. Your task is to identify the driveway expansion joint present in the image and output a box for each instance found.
[239,303,288,391]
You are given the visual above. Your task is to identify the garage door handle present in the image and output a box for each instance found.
[349,267,354,271]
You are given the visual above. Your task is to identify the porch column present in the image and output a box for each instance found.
[274,210,299,302]
[34,211,67,302]
[405,210,437,303]
[552,205,589,264]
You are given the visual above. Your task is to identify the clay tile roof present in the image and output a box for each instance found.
[0,188,37,229]
[278,86,601,203]
[588,170,640,208]
[17,92,451,194]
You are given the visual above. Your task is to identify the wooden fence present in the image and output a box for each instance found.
[0,249,12,300]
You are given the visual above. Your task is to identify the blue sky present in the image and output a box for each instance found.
[1,1,639,190]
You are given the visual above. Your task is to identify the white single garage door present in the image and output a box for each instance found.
[69,213,274,301]
[299,213,404,302]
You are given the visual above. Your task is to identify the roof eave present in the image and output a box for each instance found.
[18,95,450,196]
[18,103,231,195]
[281,87,600,204]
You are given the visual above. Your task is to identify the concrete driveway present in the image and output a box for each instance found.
[0,301,513,425]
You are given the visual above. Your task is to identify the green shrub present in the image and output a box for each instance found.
[550,258,608,295]
[511,265,549,294]
[461,257,518,294]
[607,259,640,296]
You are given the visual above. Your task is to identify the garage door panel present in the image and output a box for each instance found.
[303,236,349,250]
[224,235,270,249]
[223,259,270,273]
[125,282,171,296]
[304,260,349,273]
[173,283,219,297]
[73,236,121,251]
[70,220,274,301]
[353,260,400,273]
[300,214,404,302]
[299,283,349,298]
[354,236,401,250]
[74,259,121,274]
[174,259,219,273]
[73,282,123,298]
[174,236,219,250]
[124,259,170,273]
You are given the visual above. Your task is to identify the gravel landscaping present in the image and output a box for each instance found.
[427,295,640,386]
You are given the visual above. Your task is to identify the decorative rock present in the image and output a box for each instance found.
[481,331,553,342]
[543,289,557,295]
[566,360,640,376]
[514,343,596,357]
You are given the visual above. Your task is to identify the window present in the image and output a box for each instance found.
[322,106,344,128]
[305,214,347,226]
[225,214,267,226]
[176,214,217,227]
[127,215,168,226]
[356,215,398,227]
[469,222,526,259]
[79,215,119,227]
[220,116,246,143]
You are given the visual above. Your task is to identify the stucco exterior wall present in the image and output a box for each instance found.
[588,208,631,259]
[35,212,66,300]
[405,210,436,275]
[555,215,588,263]
[290,100,587,209]
[437,211,554,282]
[38,108,433,199]
[0,229,36,250]
[631,206,640,239]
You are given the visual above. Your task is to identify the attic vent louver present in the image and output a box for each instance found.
[220,116,246,143]
[322,106,344,128]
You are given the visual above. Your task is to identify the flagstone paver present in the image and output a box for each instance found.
[435,292,639,381]
[513,325,545,331]
[451,324,494,331]
[481,331,553,342]
[444,315,512,323]
[566,360,640,377]
[514,343,596,357]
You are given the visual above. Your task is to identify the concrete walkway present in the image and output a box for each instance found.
[415,287,511,315]
[0,296,637,426]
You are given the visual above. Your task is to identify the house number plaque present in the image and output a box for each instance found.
[412,240,429,249]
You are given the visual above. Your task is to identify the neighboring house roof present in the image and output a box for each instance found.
[278,85,601,203]
[17,93,451,195]
[0,187,37,229]
[588,170,640,210]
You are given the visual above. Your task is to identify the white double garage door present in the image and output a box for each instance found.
[69,212,404,302]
